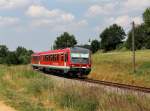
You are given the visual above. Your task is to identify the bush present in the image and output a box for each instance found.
[55,86,99,111]
[0,45,33,65]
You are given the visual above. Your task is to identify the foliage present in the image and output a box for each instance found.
[16,46,33,64]
[126,24,148,50]
[0,45,8,57]
[91,40,100,53]
[0,45,33,65]
[143,7,150,48]
[100,24,126,51]
[53,32,77,49]
[5,51,19,65]
[126,8,150,50]
[143,7,150,29]
[0,45,9,64]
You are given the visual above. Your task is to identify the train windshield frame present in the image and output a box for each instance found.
[70,47,90,64]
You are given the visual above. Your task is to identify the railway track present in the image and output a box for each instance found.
[39,70,150,93]
[74,78,150,93]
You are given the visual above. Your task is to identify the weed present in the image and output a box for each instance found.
[0,65,150,111]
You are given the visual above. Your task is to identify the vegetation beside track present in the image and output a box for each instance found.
[0,65,150,111]
[89,50,150,87]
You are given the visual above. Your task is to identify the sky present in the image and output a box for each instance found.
[0,0,150,52]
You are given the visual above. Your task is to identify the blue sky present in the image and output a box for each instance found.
[0,0,149,51]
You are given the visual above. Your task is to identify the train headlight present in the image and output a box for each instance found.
[71,65,75,67]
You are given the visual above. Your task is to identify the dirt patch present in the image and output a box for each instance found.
[0,101,16,111]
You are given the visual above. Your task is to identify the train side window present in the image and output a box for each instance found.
[59,54,60,61]
[49,55,51,61]
[44,56,46,61]
[65,53,68,62]
[46,55,48,61]
[57,54,59,61]
[44,56,45,61]
[50,55,53,61]
[61,54,64,61]
[54,54,56,61]
[46,55,49,61]
[42,56,44,61]
[47,55,49,61]
[52,55,53,61]
[55,54,57,61]
[53,55,54,61]
[55,55,56,61]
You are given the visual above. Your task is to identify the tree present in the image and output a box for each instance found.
[91,40,100,53]
[0,45,9,64]
[16,46,28,57]
[126,24,148,50]
[143,8,150,29]
[54,32,77,49]
[0,45,33,65]
[5,52,19,65]
[16,46,33,64]
[143,7,150,48]
[0,45,8,57]
[100,24,126,51]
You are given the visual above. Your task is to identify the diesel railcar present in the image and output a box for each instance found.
[31,47,91,77]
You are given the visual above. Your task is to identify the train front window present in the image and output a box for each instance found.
[71,53,89,64]
[70,47,90,64]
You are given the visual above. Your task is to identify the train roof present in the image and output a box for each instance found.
[70,47,90,53]
[32,47,90,56]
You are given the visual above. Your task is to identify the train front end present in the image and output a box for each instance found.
[69,47,91,77]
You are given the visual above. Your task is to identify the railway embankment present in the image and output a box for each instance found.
[89,50,150,88]
[0,65,150,111]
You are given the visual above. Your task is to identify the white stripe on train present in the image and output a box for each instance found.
[32,64,70,69]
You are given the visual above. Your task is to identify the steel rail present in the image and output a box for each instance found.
[75,78,150,93]
[37,70,150,93]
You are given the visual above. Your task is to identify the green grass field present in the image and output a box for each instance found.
[89,50,150,87]
[0,65,150,111]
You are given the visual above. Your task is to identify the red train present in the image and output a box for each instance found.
[31,47,91,77]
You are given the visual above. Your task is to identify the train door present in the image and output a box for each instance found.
[64,54,66,67]
[64,53,68,66]
[61,53,64,66]
[60,52,68,66]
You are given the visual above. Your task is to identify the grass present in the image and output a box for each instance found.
[0,65,55,111]
[0,65,150,111]
[89,50,150,87]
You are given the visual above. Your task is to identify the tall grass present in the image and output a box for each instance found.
[89,50,150,87]
[0,65,150,111]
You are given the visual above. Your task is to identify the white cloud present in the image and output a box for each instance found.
[0,0,31,9]
[132,17,143,24]
[51,19,88,32]
[86,3,115,17]
[114,15,142,27]
[26,5,74,22]
[26,5,88,32]
[105,15,143,31]
[57,0,113,4]
[30,19,88,32]
[123,0,150,11]
[0,16,19,27]
[114,16,131,27]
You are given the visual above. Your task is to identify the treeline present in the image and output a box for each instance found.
[0,45,33,65]
[53,7,150,53]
